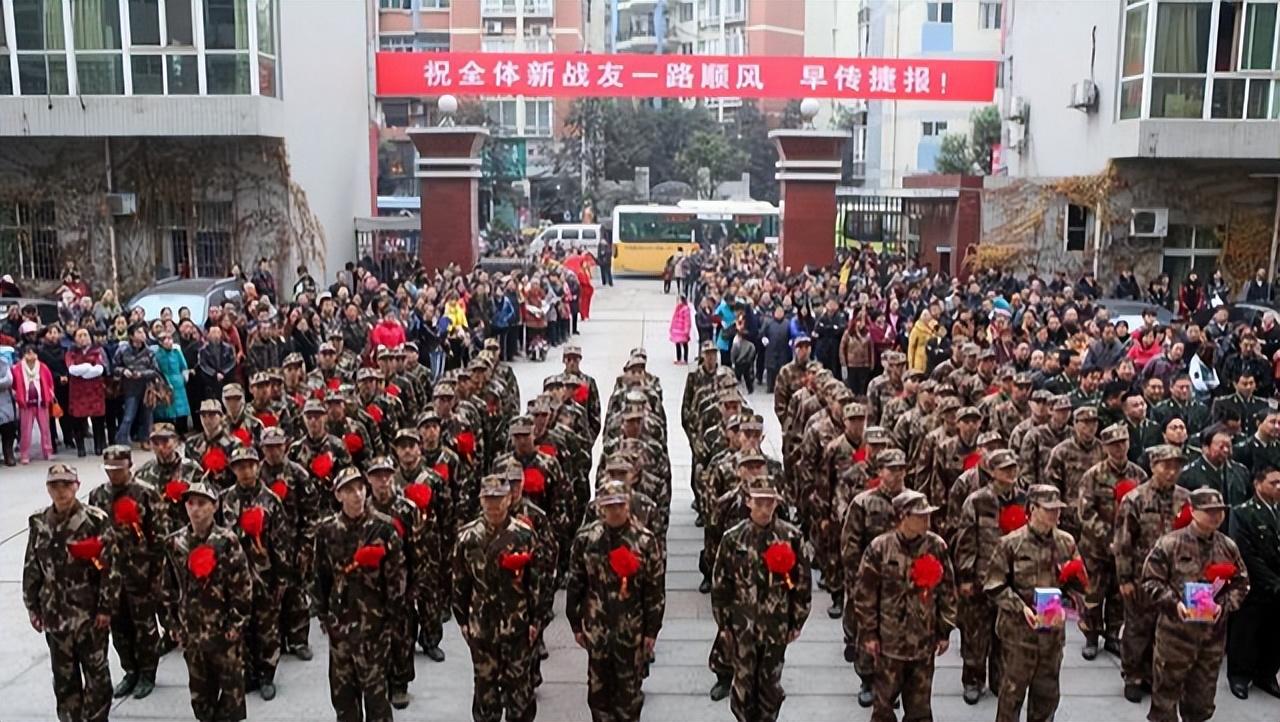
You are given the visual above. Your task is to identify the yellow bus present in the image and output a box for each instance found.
[610,200,779,276]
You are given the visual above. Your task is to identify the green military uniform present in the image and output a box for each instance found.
[1043,406,1105,538]
[1233,431,1280,476]
[1153,397,1211,439]
[1212,392,1269,437]
[23,464,120,722]
[287,399,355,514]
[258,426,321,658]
[1180,453,1252,510]
[1226,491,1280,692]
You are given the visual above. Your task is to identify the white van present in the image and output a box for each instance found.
[528,224,602,256]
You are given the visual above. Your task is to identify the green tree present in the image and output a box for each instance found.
[674,129,748,195]
[932,104,1001,175]
[733,101,778,202]
[934,134,974,174]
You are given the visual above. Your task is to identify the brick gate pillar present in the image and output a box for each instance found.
[408,101,488,272]
[770,121,850,272]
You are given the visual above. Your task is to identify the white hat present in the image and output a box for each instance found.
[19,321,38,335]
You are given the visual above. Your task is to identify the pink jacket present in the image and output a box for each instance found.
[370,320,407,349]
[669,303,692,344]
[12,361,55,409]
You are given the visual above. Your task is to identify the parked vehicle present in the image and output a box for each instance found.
[527,223,603,256]
[126,277,243,324]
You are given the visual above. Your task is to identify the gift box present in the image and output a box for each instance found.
[1034,587,1065,631]
[1183,582,1219,623]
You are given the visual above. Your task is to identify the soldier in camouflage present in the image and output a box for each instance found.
[853,489,957,722]
[163,480,252,722]
[87,445,163,699]
[24,464,119,722]
[186,399,240,490]
[712,475,812,722]
[1142,487,1249,722]
[453,475,542,722]
[314,466,407,722]
[567,478,666,722]
[560,344,602,441]
[983,485,1089,722]
[220,445,291,700]
[221,383,265,449]
[772,335,812,427]
[1077,423,1148,660]
[865,350,906,425]
[1017,395,1072,489]
[929,405,983,536]
[879,368,922,435]
[287,399,353,514]
[813,402,867,618]
[258,425,319,661]
[1114,444,1193,703]
[685,342,723,523]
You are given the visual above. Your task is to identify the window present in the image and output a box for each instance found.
[979,1,1001,29]
[1162,224,1220,290]
[194,201,233,278]
[484,99,517,134]
[526,98,552,136]
[679,1,693,22]
[166,54,198,93]
[131,54,164,94]
[258,0,277,96]
[1119,3,1147,119]
[926,1,953,23]
[379,0,411,7]
[13,0,69,95]
[0,5,9,95]
[204,0,249,50]
[382,100,409,126]
[921,121,948,136]
[166,0,193,45]
[0,201,60,280]
[380,35,415,52]
[1064,204,1089,252]
[422,0,449,7]
[1242,2,1276,70]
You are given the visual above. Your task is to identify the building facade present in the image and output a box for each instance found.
[989,0,1280,288]
[0,0,373,297]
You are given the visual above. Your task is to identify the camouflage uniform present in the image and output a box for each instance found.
[712,479,812,722]
[561,352,602,440]
[772,347,811,427]
[1076,426,1149,648]
[929,415,983,536]
[135,440,205,533]
[184,410,240,490]
[453,476,542,722]
[86,448,166,694]
[1017,402,1071,488]
[494,426,572,580]
[811,404,866,609]
[1141,489,1249,722]
[952,450,1026,697]
[218,447,292,689]
[852,491,957,722]
[23,466,120,722]
[983,486,1088,722]
[566,483,666,722]
[1043,410,1104,537]
[258,429,321,654]
[287,407,354,514]
[163,483,253,722]
[313,468,407,722]
[865,351,905,424]
[1114,453,1192,688]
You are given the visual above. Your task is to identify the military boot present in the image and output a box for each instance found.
[857,680,874,707]
[132,677,155,699]
[963,685,982,704]
[424,646,445,662]
[113,672,138,698]
[1103,637,1121,656]
[391,687,409,709]
[827,592,843,619]
[1081,635,1099,660]
[709,676,732,701]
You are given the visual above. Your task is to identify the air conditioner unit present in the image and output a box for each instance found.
[1069,79,1099,112]
[1007,96,1029,123]
[526,24,548,37]
[1131,208,1169,237]
[484,20,504,34]
[106,192,137,216]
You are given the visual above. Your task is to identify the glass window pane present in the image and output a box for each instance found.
[1247,79,1270,118]
[1211,77,1246,118]
[14,0,65,50]
[1151,77,1205,117]
[18,54,68,93]
[1164,224,1193,249]
[257,0,274,54]
[166,0,193,45]
[1120,78,1144,119]
[129,0,160,45]
[1123,6,1147,76]
[1244,4,1277,70]
[204,0,248,50]
[1154,3,1211,73]
[73,0,122,50]
[258,55,275,96]
[166,54,198,93]
[77,53,123,94]
[1195,225,1221,250]
[206,53,249,94]
[131,53,163,94]
[0,57,11,95]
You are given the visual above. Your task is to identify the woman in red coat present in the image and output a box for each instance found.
[565,253,595,321]
[64,327,108,456]
[12,343,55,463]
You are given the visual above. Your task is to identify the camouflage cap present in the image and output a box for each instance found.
[221,384,244,400]
[1051,395,1073,412]
[986,448,1018,470]
[282,352,304,367]
[150,422,177,439]
[531,397,554,415]
[318,342,337,354]
[624,389,648,406]
[883,351,907,365]
[605,454,633,473]
[739,415,765,433]
[434,382,456,397]
[865,426,890,445]
[366,456,396,474]
[723,413,743,431]
[843,402,869,420]
[229,446,260,465]
[416,409,441,426]
[182,480,218,501]
[977,430,1005,447]
[102,444,133,469]
[998,365,1016,380]
[1031,389,1054,402]
[326,328,344,340]
[893,489,939,516]
[700,340,718,353]
[719,388,743,404]
[500,462,525,483]
[1026,484,1068,509]
[1189,487,1227,511]
[302,399,326,416]
[1100,423,1129,444]
[479,475,512,498]
[919,379,939,392]
[978,347,997,361]
[402,341,418,352]
[261,427,288,446]
[737,450,767,467]
[542,376,564,390]
[324,390,345,404]
[509,415,535,435]
[745,476,783,499]
[1147,444,1186,465]
[957,406,982,421]
[484,337,501,350]
[622,409,646,423]
[249,372,271,386]
[629,347,649,359]
[394,428,421,445]
[332,467,366,493]
[624,355,646,369]
[356,367,380,382]
[563,344,583,357]
[596,479,629,506]
[46,463,79,484]
[1073,406,1099,423]
[1014,372,1035,386]
[792,334,812,346]
[937,396,962,414]
[375,345,395,361]
[876,448,908,468]
[198,399,224,415]
[468,357,491,372]
[454,368,473,380]
[962,343,981,356]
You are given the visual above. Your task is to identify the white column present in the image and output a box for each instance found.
[2,0,19,95]
[247,0,259,94]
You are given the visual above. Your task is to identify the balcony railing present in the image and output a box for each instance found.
[483,0,551,16]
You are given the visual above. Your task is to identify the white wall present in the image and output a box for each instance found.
[279,0,375,280]
[1002,0,1122,178]
[805,0,862,130]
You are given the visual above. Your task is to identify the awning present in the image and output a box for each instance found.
[354,216,421,233]
[836,187,960,199]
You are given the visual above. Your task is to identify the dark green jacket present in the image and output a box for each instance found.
[1178,456,1252,509]
[1229,497,1280,598]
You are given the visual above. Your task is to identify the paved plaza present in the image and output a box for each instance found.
[2,279,1278,721]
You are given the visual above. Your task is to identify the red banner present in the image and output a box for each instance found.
[376,52,998,103]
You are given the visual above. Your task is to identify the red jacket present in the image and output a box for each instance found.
[65,346,107,418]
[12,361,55,409]
[370,319,406,349]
